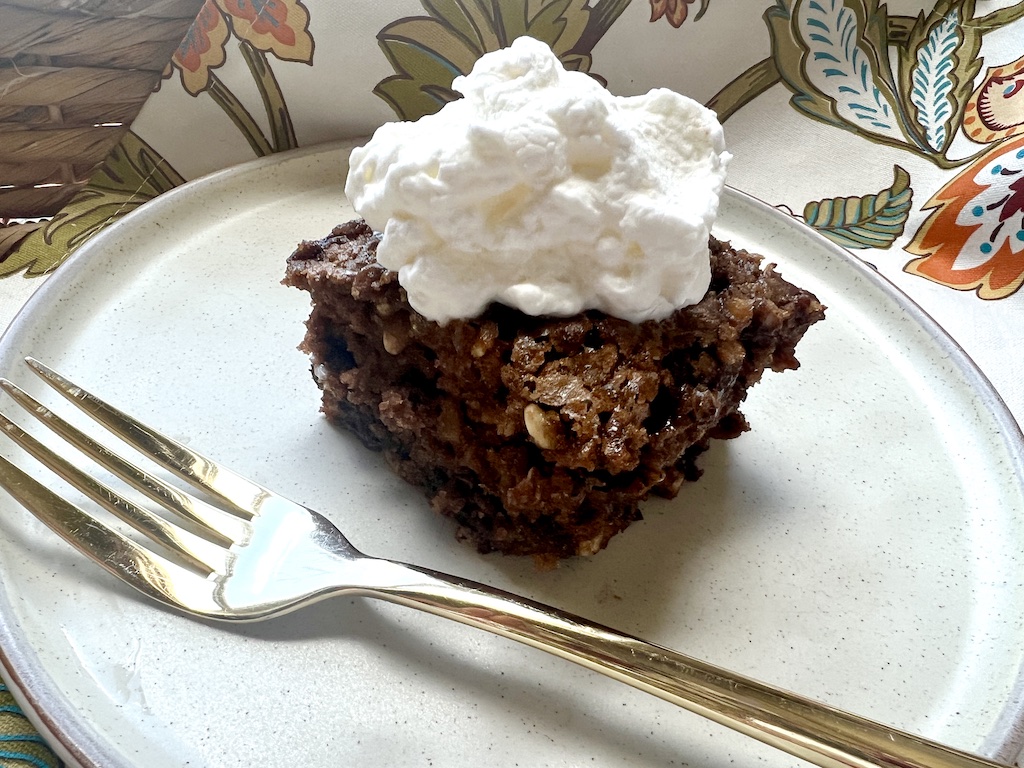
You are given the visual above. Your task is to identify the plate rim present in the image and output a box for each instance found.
[0,140,1022,768]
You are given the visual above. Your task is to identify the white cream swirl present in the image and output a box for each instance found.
[345,36,730,324]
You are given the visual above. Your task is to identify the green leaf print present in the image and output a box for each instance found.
[374,0,599,121]
[89,131,186,198]
[0,132,184,277]
[803,165,913,249]
[973,1,1024,30]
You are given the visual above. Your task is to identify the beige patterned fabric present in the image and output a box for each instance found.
[0,1,1023,765]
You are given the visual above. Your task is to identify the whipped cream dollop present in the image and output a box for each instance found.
[345,36,731,324]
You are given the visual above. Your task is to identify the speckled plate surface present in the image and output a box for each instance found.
[0,142,1022,768]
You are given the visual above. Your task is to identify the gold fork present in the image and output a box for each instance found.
[0,357,1010,768]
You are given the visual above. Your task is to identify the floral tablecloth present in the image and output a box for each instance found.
[1,0,1023,766]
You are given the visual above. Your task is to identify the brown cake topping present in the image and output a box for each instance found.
[285,219,824,565]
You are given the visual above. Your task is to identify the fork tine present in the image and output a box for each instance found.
[24,357,269,518]
[0,411,229,574]
[0,379,247,546]
[0,453,223,616]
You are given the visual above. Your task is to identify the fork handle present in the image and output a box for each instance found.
[356,558,1008,768]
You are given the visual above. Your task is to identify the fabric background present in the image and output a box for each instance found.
[0,0,1022,765]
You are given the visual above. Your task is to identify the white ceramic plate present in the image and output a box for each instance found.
[0,142,1022,768]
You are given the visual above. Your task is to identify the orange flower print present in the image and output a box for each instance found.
[905,134,1024,299]
[649,0,696,27]
[171,0,230,96]
[963,55,1024,144]
[215,0,314,64]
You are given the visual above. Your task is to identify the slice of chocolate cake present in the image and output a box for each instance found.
[284,220,824,563]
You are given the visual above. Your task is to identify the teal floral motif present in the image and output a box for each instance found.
[803,165,913,249]
[760,0,1024,297]
[806,2,905,139]
[897,0,980,154]
[764,0,1007,168]
[906,10,959,149]
[766,0,911,146]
